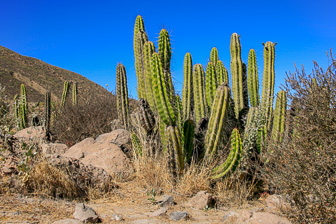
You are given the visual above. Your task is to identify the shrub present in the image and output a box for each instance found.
[262,52,336,223]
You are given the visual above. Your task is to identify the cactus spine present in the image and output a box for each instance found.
[206,62,217,109]
[216,60,229,86]
[272,90,287,142]
[20,84,27,129]
[247,49,259,107]
[204,83,231,159]
[193,64,207,124]
[230,33,245,119]
[182,52,193,121]
[72,82,78,106]
[45,91,51,141]
[210,47,219,66]
[116,63,130,129]
[144,41,156,110]
[61,81,70,107]
[212,128,242,179]
[261,41,276,131]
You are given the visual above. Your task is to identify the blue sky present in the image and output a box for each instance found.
[1,0,335,99]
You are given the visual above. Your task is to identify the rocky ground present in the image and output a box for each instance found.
[0,127,292,223]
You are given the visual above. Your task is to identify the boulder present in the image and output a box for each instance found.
[169,211,189,221]
[157,195,174,208]
[265,194,291,211]
[41,143,68,155]
[14,126,44,141]
[73,203,100,223]
[185,191,216,209]
[248,212,291,224]
[151,207,168,217]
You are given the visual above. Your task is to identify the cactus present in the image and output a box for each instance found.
[131,133,143,157]
[261,41,276,131]
[45,91,51,141]
[116,63,130,129]
[210,47,219,66]
[13,94,19,128]
[216,60,229,86]
[175,95,183,132]
[206,62,217,110]
[20,84,28,129]
[212,128,242,179]
[144,41,156,110]
[247,49,259,107]
[183,119,195,165]
[182,52,193,121]
[193,64,207,124]
[151,53,176,126]
[204,83,231,159]
[166,126,184,178]
[61,81,70,107]
[138,98,156,134]
[272,90,287,142]
[72,82,78,106]
[230,33,245,120]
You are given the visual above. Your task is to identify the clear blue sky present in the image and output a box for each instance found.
[1,0,335,99]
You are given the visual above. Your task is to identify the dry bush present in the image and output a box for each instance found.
[261,52,336,223]
[52,93,118,146]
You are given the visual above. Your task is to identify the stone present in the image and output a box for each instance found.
[73,203,100,223]
[223,211,240,223]
[151,207,167,217]
[185,191,216,209]
[157,195,174,208]
[247,212,292,224]
[265,194,291,211]
[14,126,44,141]
[130,219,163,224]
[112,213,124,221]
[169,211,189,221]
[52,219,83,224]
[41,143,68,155]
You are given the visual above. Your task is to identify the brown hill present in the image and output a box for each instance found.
[0,46,110,103]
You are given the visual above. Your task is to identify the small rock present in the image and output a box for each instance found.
[185,191,216,210]
[157,195,174,208]
[237,210,253,222]
[112,213,124,221]
[248,212,291,224]
[73,203,100,223]
[169,211,189,221]
[130,219,162,224]
[265,194,291,211]
[151,207,167,217]
[223,211,240,223]
[52,219,83,224]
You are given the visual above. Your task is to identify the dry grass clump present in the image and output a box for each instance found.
[24,160,81,199]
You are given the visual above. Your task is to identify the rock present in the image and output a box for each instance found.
[157,195,174,208]
[130,219,163,224]
[73,203,100,223]
[42,143,68,155]
[237,210,253,222]
[247,212,291,224]
[223,211,240,223]
[52,219,83,224]
[265,194,291,211]
[185,191,216,209]
[112,213,124,221]
[14,126,44,141]
[169,211,189,221]
[151,207,167,217]
[63,136,133,176]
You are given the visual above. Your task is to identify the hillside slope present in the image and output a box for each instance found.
[0,46,110,102]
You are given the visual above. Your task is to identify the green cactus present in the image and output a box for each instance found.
[116,63,130,129]
[206,62,217,110]
[144,41,156,110]
[272,90,287,142]
[210,47,219,66]
[204,83,231,160]
[261,41,276,131]
[212,128,242,179]
[151,52,176,126]
[72,82,78,106]
[183,119,195,165]
[175,95,183,132]
[182,52,193,121]
[247,49,259,107]
[13,94,19,128]
[193,64,207,124]
[131,133,143,157]
[45,91,51,141]
[230,33,245,120]
[138,99,156,134]
[61,81,70,107]
[216,60,229,86]
[166,126,184,178]
[20,84,27,129]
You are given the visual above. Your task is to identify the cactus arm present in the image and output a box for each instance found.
[144,41,156,110]
[272,90,287,142]
[182,52,193,121]
[210,47,219,66]
[206,62,217,110]
[116,63,130,129]
[216,60,229,86]
[193,64,207,124]
[247,49,259,107]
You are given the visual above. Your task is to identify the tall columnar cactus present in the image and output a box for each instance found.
[134,15,148,99]
[116,63,130,129]
[212,128,242,179]
[175,95,183,132]
[131,133,143,157]
[182,52,193,121]
[138,99,156,134]
[61,81,70,107]
[216,60,229,86]
[20,84,28,129]
[272,90,287,142]
[183,119,195,165]
[204,83,231,159]
[166,126,184,178]
[13,94,19,128]
[247,49,259,107]
[193,64,207,124]
[230,33,245,119]
[45,91,51,141]
[72,82,78,106]
[144,41,156,110]
[261,41,276,131]
[158,29,175,101]
[210,47,219,66]
[206,62,217,110]
[151,53,176,126]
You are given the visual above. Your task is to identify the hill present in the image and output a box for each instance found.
[0,46,110,103]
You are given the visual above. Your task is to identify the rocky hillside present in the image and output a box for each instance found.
[0,46,110,103]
